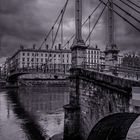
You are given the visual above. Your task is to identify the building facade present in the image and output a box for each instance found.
[9,44,71,70]
[4,43,124,79]
[7,44,71,79]
[86,45,101,66]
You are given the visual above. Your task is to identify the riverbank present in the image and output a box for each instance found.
[19,78,70,87]
[0,80,6,89]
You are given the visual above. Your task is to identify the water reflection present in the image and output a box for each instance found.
[0,85,69,140]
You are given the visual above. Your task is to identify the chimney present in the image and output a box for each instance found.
[20,45,24,50]
[55,45,57,50]
[46,44,49,50]
[58,44,61,50]
[33,44,36,50]
[95,44,98,49]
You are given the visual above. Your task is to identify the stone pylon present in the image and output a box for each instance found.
[63,0,86,140]
[105,0,119,72]
[71,0,87,68]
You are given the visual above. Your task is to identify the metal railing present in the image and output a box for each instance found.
[8,64,71,76]
[84,62,140,81]
[8,63,140,81]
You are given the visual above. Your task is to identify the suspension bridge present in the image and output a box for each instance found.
[5,0,140,139]
[7,0,140,83]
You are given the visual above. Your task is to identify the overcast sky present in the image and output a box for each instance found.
[0,0,140,59]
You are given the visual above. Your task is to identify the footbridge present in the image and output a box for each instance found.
[63,0,140,139]
[7,64,71,81]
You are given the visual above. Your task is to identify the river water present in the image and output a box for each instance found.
[0,85,69,140]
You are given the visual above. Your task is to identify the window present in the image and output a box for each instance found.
[41,53,43,57]
[23,53,25,56]
[54,54,56,57]
[41,58,43,62]
[45,54,47,57]
[22,58,25,61]
[32,53,34,56]
[27,53,30,56]
[49,54,52,57]
[27,58,29,61]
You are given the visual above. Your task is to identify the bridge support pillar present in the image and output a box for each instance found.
[6,79,19,88]
[64,105,80,140]
[64,0,86,140]
[64,73,81,140]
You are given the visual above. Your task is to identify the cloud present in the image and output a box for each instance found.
[0,0,140,57]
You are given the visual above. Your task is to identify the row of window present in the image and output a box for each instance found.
[87,60,99,63]
[87,50,100,54]
[22,52,70,58]
[22,57,70,63]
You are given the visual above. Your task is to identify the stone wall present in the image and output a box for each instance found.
[64,68,140,140]
[77,68,140,140]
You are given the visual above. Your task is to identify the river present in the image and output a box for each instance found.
[0,85,69,140]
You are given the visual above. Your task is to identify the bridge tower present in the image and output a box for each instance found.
[71,0,87,68]
[105,0,119,68]
[64,0,86,140]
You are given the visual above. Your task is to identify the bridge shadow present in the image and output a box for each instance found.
[6,89,48,140]
[87,113,140,140]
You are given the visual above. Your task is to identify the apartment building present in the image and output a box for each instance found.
[86,45,101,66]
[8,44,71,71]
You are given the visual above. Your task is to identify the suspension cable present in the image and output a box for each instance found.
[126,0,140,9]
[113,2,140,23]
[82,1,102,26]
[86,4,107,43]
[62,1,102,49]
[51,0,68,49]
[52,27,54,48]
[100,0,140,33]
[61,17,64,45]
[38,0,69,50]
[27,0,69,67]
[89,16,91,46]
[119,0,140,15]
[43,0,69,67]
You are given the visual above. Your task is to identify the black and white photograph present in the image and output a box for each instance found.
[0,0,140,140]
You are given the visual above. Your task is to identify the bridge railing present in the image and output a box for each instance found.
[9,64,71,76]
[8,63,140,81]
[83,62,140,81]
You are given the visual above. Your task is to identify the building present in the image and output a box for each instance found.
[7,44,71,79]
[100,51,105,65]
[5,43,124,79]
[118,54,123,65]
[9,44,71,70]
[0,58,10,79]
[86,45,101,67]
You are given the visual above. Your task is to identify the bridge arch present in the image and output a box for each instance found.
[87,113,140,140]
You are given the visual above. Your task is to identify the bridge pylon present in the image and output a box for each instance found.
[71,0,87,68]
[105,0,119,73]
[64,0,86,140]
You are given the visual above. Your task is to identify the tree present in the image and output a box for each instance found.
[122,51,140,68]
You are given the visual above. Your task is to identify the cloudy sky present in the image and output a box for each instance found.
[0,0,140,60]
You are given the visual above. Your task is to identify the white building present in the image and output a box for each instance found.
[86,45,101,66]
[9,44,71,69]
[8,44,71,79]
[118,54,124,65]
[100,51,105,65]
